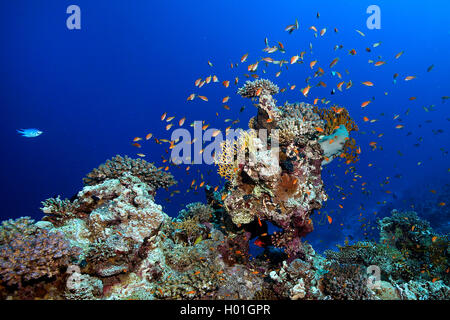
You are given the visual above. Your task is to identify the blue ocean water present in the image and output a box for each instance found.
[0,0,448,253]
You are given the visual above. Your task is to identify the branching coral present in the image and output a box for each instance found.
[83,155,176,193]
[0,217,79,287]
[320,263,374,300]
[176,202,214,223]
[237,79,279,98]
[278,102,325,144]
[41,196,81,226]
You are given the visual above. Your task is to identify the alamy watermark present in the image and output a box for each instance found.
[366,5,381,29]
[169,123,279,167]
[66,5,81,30]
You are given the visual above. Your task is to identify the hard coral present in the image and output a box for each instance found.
[41,196,81,227]
[237,79,279,98]
[83,155,176,193]
[0,217,79,287]
[320,263,374,300]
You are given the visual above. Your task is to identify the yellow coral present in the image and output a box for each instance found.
[215,140,239,181]
[214,130,258,181]
[313,106,358,135]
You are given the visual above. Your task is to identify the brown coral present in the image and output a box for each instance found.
[41,196,82,226]
[83,155,176,193]
[275,173,299,201]
[0,217,79,287]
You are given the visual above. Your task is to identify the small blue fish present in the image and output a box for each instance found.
[17,128,43,138]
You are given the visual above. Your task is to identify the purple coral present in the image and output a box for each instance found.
[0,217,79,287]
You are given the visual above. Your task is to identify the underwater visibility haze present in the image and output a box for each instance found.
[0,0,449,301]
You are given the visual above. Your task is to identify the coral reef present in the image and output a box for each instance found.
[0,78,447,301]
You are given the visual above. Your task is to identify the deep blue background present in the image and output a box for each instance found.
[0,0,448,252]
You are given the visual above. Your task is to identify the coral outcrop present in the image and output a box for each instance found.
[215,79,357,260]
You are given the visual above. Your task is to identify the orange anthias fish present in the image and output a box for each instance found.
[241,53,248,63]
[290,55,300,64]
[374,61,386,67]
[346,80,353,90]
[247,63,258,72]
[361,81,374,87]
[329,57,339,68]
[301,85,311,97]
[315,127,324,133]
[361,100,371,108]
[395,51,404,59]
[310,60,317,69]
[223,80,230,88]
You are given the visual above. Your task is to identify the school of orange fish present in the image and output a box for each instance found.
[127,13,447,241]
